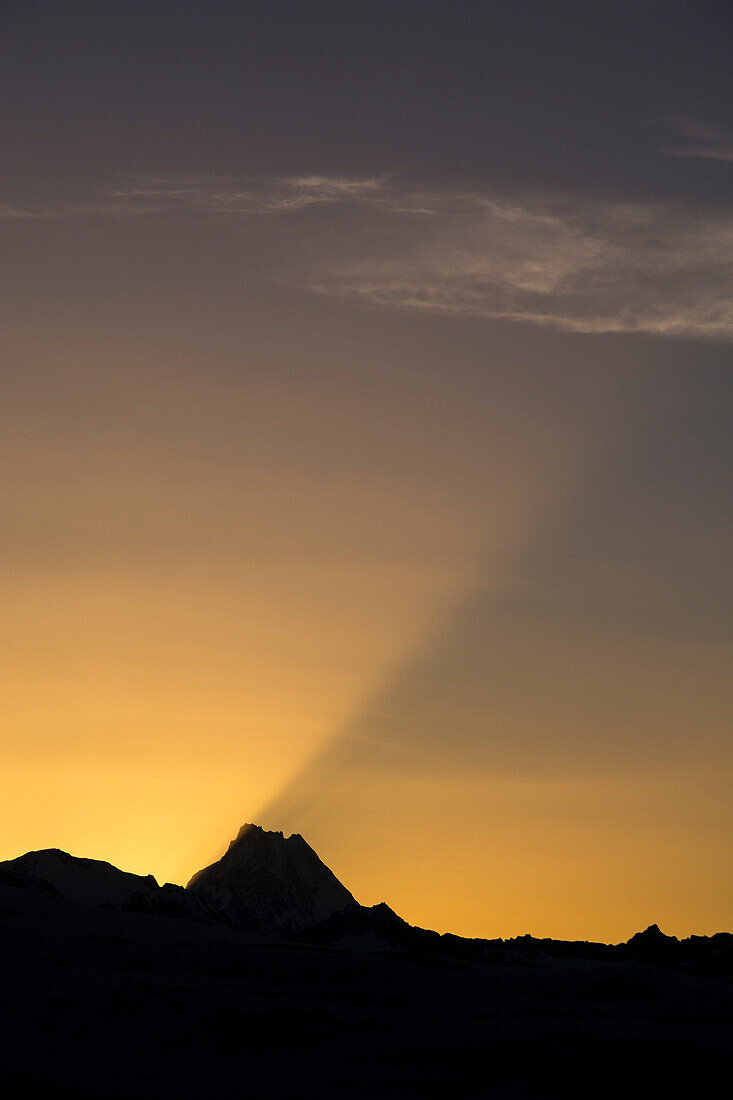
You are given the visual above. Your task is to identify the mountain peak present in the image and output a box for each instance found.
[187,823,356,934]
[228,824,305,851]
[627,924,675,944]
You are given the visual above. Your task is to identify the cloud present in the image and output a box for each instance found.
[104,173,387,216]
[0,174,386,220]
[0,202,54,220]
[106,173,732,341]
[305,187,733,341]
[3,173,732,340]
[663,118,733,164]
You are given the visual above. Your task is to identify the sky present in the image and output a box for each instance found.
[1,0,731,941]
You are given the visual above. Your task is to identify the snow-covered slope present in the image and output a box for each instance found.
[187,824,357,933]
[0,849,217,924]
[0,849,158,907]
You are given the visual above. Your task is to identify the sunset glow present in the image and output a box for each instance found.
[1,1,730,944]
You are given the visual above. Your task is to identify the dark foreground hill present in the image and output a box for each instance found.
[1,826,731,1099]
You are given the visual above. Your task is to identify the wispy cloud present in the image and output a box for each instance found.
[663,118,733,164]
[108,174,733,341]
[0,201,55,220]
[0,174,387,220]
[104,173,388,216]
[305,185,733,341]
[3,173,732,341]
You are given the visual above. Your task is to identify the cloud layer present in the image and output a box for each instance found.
[305,185,733,341]
[4,174,732,341]
[105,173,387,215]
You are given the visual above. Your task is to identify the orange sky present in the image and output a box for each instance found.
[1,3,731,943]
[1,315,729,942]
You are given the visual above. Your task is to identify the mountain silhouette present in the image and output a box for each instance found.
[0,847,218,925]
[186,823,357,933]
[2,825,730,975]
[1,824,731,1098]
[0,848,159,906]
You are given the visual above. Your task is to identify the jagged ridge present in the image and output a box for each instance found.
[186,823,357,933]
[2,828,731,978]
